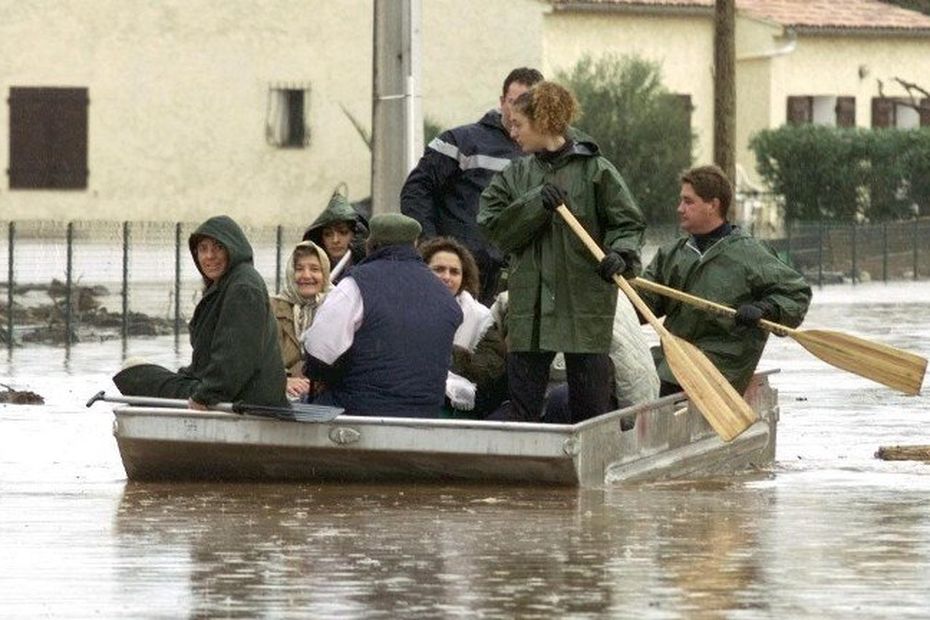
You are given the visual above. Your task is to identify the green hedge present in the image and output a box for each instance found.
[750,125,930,223]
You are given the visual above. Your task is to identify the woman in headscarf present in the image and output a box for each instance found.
[270,241,332,399]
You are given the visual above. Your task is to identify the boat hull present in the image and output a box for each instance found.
[112,372,779,487]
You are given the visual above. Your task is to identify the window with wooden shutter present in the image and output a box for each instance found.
[835,97,856,128]
[920,98,930,127]
[787,96,813,125]
[8,87,88,190]
[871,98,895,128]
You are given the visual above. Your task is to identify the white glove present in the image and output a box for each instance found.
[446,372,476,411]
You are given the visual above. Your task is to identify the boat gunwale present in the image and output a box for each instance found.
[110,367,780,434]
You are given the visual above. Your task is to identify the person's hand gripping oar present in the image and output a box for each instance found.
[554,204,758,442]
[630,278,927,396]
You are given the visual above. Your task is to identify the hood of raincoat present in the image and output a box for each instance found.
[188,215,254,286]
[302,190,369,246]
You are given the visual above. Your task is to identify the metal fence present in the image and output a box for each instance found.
[765,218,929,286]
[0,220,305,347]
[1,217,925,348]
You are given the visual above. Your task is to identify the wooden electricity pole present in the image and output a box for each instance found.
[714,0,736,181]
[371,0,422,215]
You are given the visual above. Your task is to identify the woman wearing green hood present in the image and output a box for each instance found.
[302,186,369,282]
[113,215,287,408]
[270,240,332,399]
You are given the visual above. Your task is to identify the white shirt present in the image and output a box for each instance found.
[301,277,364,364]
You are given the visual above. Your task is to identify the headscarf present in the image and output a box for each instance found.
[272,241,332,337]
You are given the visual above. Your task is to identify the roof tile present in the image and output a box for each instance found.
[553,0,930,31]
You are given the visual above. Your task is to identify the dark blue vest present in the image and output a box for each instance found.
[331,244,463,417]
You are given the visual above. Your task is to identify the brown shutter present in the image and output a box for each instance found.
[787,96,812,125]
[920,98,930,127]
[871,97,895,128]
[835,96,856,128]
[8,87,88,189]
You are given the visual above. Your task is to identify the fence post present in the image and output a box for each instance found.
[7,222,14,348]
[174,222,182,337]
[121,221,130,341]
[785,219,792,264]
[65,222,74,346]
[850,223,857,285]
[914,216,920,281]
[882,221,888,283]
[817,220,824,288]
[275,225,283,294]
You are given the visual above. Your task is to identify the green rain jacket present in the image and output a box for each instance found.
[478,139,645,353]
[640,228,812,393]
[185,216,287,406]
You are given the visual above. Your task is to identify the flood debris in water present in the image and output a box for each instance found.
[1,279,177,345]
[875,445,930,462]
[0,382,44,405]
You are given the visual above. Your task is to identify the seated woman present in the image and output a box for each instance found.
[113,215,287,409]
[270,240,332,400]
[419,237,507,418]
[302,186,368,283]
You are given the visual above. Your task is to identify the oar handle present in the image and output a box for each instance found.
[630,278,794,337]
[86,392,235,412]
[330,251,352,281]
[554,205,668,336]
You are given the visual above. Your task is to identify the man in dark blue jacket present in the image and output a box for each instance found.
[303,213,463,418]
[400,67,543,304]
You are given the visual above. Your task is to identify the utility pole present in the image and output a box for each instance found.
[714,0,736,181]
[371,0,422,215]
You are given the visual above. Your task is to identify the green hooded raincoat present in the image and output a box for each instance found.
[478,140,646,353]
[640,228,812,393]
[113,216,287,406]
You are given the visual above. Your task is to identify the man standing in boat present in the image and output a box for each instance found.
[401,67,544,305]
[302,212,463,418]
[638,165,812,396]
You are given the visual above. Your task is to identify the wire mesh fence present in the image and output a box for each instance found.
[0,217,926,347]
[767,218,928,286]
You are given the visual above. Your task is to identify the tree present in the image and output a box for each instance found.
[558,55,694,224]
[881,0,930,16]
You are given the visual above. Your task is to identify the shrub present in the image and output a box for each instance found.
[750,125,930,222]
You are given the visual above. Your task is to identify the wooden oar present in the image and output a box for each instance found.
[85,391,344,423]
[555,205,757,442]
[631,278,927,396]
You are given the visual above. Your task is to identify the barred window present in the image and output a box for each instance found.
[266,84,311,148]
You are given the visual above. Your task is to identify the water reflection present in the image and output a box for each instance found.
[107,482,792,617]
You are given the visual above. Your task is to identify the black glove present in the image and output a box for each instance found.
[540,183,568,213]
[597,250,628,283]
[734,301,774,327]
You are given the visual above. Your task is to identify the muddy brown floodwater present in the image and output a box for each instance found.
[2,282,929,618]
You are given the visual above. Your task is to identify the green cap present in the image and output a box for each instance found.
[368,213,421,246]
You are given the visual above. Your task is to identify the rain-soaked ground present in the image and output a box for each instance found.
[1,281,929,618]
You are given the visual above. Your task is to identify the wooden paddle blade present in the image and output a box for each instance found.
[792,329,927,396]
[662,335,759,441]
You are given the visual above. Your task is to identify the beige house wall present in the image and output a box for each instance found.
[769,34,930,127]
[0,0,547,227]
[422,0,546,130]
[543,11,716,166]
